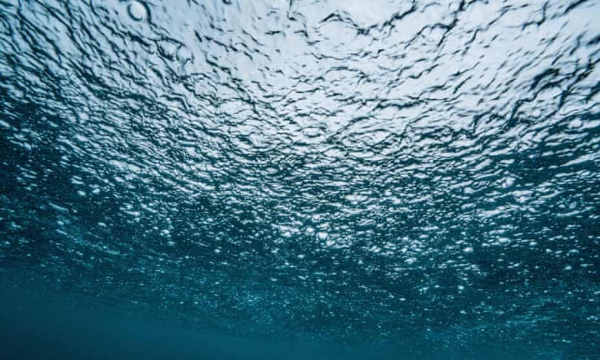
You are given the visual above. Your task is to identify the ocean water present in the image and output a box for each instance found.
[1,0,600,359]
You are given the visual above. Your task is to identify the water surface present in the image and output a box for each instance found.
[1,0,600,358]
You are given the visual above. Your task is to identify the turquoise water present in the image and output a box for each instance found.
[1,0,600,358]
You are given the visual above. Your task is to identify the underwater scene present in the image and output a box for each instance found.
[1,0,600,359]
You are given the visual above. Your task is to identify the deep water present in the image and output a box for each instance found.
[1,0,600,359]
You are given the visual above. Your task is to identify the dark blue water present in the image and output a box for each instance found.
[1,0,600,359]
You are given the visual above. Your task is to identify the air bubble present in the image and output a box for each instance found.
[128,1,148,21]
[501,177,515,189]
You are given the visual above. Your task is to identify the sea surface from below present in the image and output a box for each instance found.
[1,0,600,358]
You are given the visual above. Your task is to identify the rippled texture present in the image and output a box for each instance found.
[1,0,600,358]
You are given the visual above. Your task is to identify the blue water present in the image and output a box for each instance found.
[1,0,600,359]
